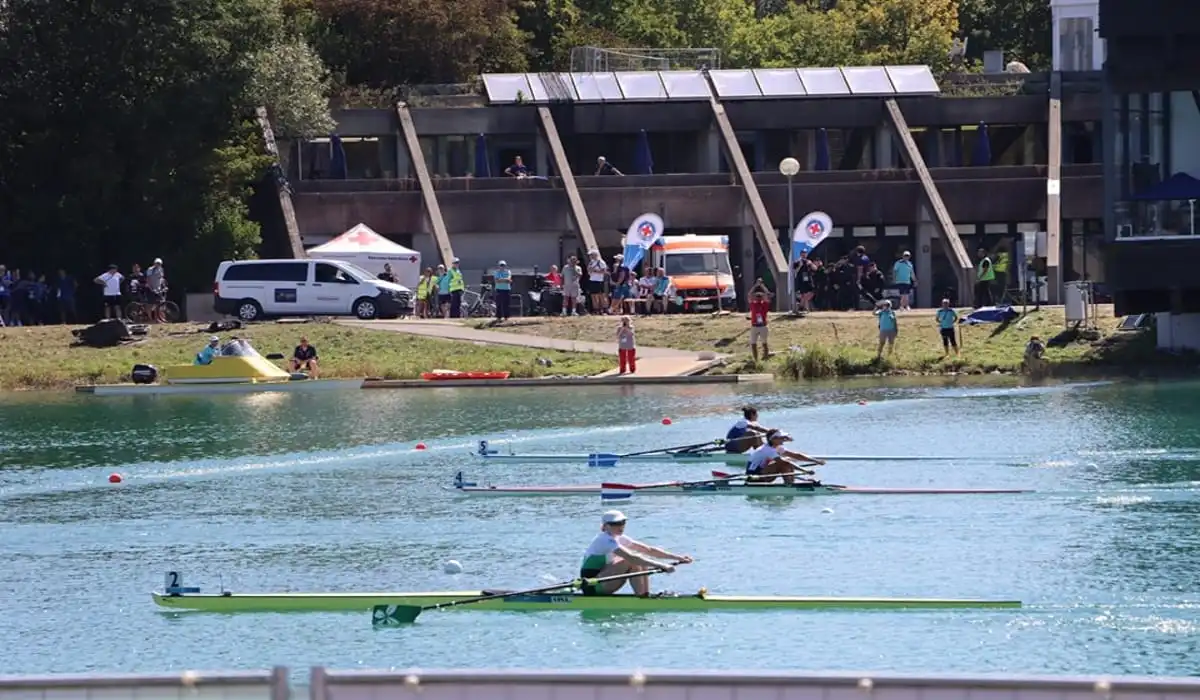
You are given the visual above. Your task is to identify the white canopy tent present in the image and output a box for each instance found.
[307,224,421,288]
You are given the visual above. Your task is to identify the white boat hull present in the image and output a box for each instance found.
[76,379,364,396]
[476,452,749,467]
[449,482,1032,498]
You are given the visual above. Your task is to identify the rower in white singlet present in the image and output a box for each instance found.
[745,430,824,484]
[578,511,693,597]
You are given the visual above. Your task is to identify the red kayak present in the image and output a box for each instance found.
[421,370,511,381]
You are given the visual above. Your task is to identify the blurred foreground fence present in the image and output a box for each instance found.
[6,668,1200,700]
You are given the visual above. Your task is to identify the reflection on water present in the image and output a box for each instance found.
[4,378,1200,676]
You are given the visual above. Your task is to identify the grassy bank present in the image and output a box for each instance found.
[482,305,1174,379]
[0,322,615,391]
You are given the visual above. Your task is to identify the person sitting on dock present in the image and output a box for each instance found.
[289,337,319,377]
[724,406,773,454]
[194,336,220,365]
[579,510,692,598]
[745,430,824,485]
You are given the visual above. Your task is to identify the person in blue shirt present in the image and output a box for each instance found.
[435,263,451,318]
[56,269,77,324]
[936,299,960,356]
[493,260,512,321]
[724,406,775,454]
[891,251,916,310]
[874,299,898,358]
[194,336,220,365]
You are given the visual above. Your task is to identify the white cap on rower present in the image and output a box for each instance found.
[602,510,627,524]
[209,335,220,343]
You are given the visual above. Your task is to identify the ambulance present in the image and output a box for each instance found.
[650,234,737,312]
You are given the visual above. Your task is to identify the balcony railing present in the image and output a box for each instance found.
[7,668,1200,700]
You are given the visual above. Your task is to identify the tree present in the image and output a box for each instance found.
[0,0,327,288]
[310,0,530,87]
[957,0,1050,71]
[245,39,338,138]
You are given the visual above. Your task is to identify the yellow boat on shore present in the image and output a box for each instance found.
[76,355,363,396]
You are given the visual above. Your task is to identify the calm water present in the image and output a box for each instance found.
[4,378,1200,677]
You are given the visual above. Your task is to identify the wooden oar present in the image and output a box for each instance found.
[371,568,670,626]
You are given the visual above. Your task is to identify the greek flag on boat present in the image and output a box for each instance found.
[622,213,664,269]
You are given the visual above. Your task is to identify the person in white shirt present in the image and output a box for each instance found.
[586,249,607,314]
[579,510,693,597]
[93,264,124,320]
[745,430,823,484]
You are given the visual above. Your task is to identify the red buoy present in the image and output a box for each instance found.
[414,442,427,451]
[108,473,123,483]
[662,417,673,425]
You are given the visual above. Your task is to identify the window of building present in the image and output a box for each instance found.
[1060,17,1095,71]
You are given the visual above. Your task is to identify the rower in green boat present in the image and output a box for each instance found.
[579,510,693,597]
[745,430,825,484]
[723,405,775,454]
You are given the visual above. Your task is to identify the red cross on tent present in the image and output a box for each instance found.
[341,225,383,247]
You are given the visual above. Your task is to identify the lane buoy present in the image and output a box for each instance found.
[856,400,867,406]
[414,442,427,451]
[661,417,672,425]
[822,507,834,514]
[442,560,463,574]
[108,473,123,484]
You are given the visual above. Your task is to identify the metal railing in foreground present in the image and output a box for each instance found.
[0,668,289,700]
[9,668,1200,700]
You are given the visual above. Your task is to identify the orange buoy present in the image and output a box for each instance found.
[415,442,427,451]
[661,417,672,425]
[857,400,867,406]
[108,473,123,483]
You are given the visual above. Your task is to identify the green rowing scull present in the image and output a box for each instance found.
[152,589,1020,613]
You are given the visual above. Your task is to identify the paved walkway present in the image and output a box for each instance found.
[340,319,722,377]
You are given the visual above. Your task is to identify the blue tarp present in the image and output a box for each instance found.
[962,305,1020,325]
[634,130,653,175]
[814,128,830,171]
[1132,172,1200,201]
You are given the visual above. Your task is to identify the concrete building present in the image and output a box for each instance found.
[1098,0,1200,349]
[266,64,1106,309]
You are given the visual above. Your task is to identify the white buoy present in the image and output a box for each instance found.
[442,560,463,574]
[822,507,834,514]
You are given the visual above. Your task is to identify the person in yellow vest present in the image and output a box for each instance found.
[992,249,1010,303]
[448,258,465,318]
[415,267,435,319]
[974,247,995,308]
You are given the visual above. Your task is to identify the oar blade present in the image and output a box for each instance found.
[372,604,421,626]
[587,453,620,468]
[600,483,634,501]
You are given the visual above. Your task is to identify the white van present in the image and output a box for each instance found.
[213,258,413,322]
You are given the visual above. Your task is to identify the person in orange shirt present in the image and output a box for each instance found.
[748,288,771,362]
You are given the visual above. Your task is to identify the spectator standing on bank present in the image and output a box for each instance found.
[586,249,607,314]
[974,248,995,308]
[562,255,582,316]
[936,299,960,356]
[617,315,637,374]
[749,289,771,362]
[94,264,124,320]
[493,260,512,321]
[874,299,898,359]
[435,264,451,318]
[57,269,78,324]
[448,258,465,318]
[892,251,916,310]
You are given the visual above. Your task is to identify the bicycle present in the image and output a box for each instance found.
[125,294,181,324]
[461,285,497,318]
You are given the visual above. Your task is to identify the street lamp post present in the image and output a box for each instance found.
[779,157,800,312]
